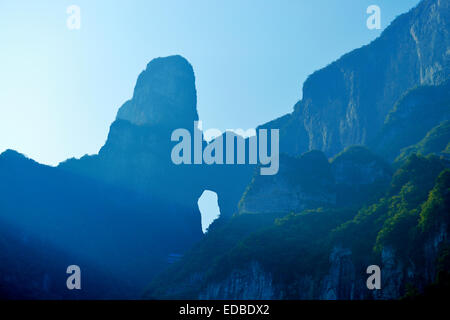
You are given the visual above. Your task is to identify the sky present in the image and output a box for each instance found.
[0,0,420,166]
[198,190,221,233]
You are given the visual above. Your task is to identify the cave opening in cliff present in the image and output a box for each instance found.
[197,190,221,234]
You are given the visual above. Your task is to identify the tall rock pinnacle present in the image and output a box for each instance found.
[116,55,199,129]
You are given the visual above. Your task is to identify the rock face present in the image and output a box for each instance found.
[258,111,309,157]
[264,0,449,158]
[320,247,358,300]
[424,224,449,284]
[199,262,278,300]
[117,55,198,128]
[238,151,336,215]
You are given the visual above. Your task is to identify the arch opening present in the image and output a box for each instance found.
[197,190,221,233]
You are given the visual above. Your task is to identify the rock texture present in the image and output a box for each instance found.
[320,247,358,300]
[199,262,278,300]
[117,55,198,128]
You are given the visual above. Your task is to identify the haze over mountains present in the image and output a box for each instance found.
[0,0,449,299]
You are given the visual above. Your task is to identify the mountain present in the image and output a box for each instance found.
[116,56,198,128]
[60,55,254,220]
[0,55,254,297]
[0,56,209,297]
[0,149,202,297]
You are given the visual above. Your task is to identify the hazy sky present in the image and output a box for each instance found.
[0,0,419,166]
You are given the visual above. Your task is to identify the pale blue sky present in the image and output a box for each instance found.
[0,0,419,165]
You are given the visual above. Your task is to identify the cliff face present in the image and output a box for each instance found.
[237,147,392,215]
[266,0,449,158]
[238,151,336,215]
[199,262,278,300]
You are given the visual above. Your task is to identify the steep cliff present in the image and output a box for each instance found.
[263,0,449,158]
[116,55,198,128]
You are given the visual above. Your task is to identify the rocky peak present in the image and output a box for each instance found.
[116,55,198,129]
